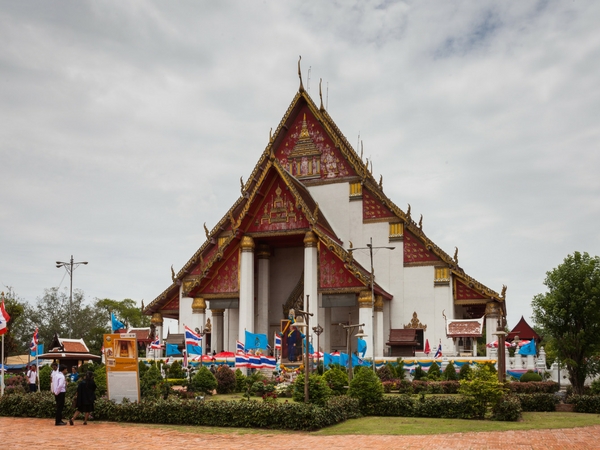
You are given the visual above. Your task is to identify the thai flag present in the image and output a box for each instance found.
[249,354,262,369]
[434,343,442,358]
[236,340,245,353]
[261,355,276,369]
[235,353,249,368]
[274,333,281,350]
[30,328,39,352]
[184,325,203,346]
[150,337,163,349]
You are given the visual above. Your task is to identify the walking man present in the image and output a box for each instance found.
[26,364,38,392]
[53,364,68,426]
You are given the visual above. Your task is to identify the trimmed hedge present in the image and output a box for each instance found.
[372,395,486,420]
[491,396,522,421]
[516,393,558,412]
[411,380,460,394]
[0,392,360,431]
[508,381,559,394]
[568,395,600,414]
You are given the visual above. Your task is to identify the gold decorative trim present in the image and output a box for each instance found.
[192,297,206,313]
[203,293,240,300]
[374,295,384,312]
[358,290,373,308]
[256,244,271,259]
[349,182,362,197]
[210,308,225,316]
[304,230,318,247]
[404,312,427,331]
[150,312,163,325]
[455,299,489,306]
[240,236,255,251]
[485,301,502,317]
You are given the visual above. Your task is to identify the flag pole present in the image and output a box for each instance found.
[1,334,4,396]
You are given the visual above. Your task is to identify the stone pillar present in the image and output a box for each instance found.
[374,295,384,359]
[358,290,373,359]
[228,307,239,352]
[485,302,501,359]
[211,308,224,353]
[239,236,255,342]
[304,231,319,349]
[179,293,193,334]
[256,244,271,339]
[151,312,163,358]
[322,302,331,353]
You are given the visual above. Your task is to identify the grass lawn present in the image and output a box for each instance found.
[115,412,600,436]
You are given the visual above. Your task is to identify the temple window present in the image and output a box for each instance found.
[434,267,450,285]
[349,182,362,198]
[389,222,403,240]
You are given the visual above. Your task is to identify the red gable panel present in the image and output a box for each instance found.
[163,296,179,311]
[319,244,364,289]
[190,245,218,276]
[403,230,441,264]
[275,105,356,180]
[246,180,310,232]
[363,189,395,221]
[455,279,487,301]
[203,250,240,294]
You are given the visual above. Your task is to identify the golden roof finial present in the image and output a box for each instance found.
[240,176,244,194]
[453,247,459,264]
[379,175,383,190]
[319,78,324,110]
[406,203,411,221]
[298,55,304,93]
[418,214,423,230]
[501,285,507,299]
[204,222,210,240]
[171,265,176,282]
[360,141,364,161]
[269,127,272,141]
[313,202,319,221]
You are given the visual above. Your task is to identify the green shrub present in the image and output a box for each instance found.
[413,365,426,380]
[215,365,236,394]
[517,393,558,411]
[519,370,543,382]
[322,366,349,395]
[394,358,406,379]
[415,395,484,419]
[190,366,217,395]
[168,360,185,379]
[138,361,150,378]
[234,369,246,393]
[39,365,52,391]
[590,379,600,395]
[443,362,458,381]
[292,373,332,407]
[508,381,559,394]
[569,395,600,413]
[140,364,165,399]
[458,365,507,417]
[397,379,413,394]
[376,364,395,382]
[348,367,383,414]
[427,362,441,380]
[491,395,522,421]
[373,395,416,416]
[458,363,472,380]
[94,364,107,397]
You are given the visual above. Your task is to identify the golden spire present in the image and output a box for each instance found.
[298,55,304,93]
[299,113,310,139]
[319,78,324,110]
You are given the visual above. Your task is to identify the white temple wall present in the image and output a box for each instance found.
[178,287,194,333]
[403,265,436,347]
[434,282,454,355]
[307,183,351,241]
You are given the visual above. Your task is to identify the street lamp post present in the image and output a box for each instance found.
[348,237,394,372]
[339,318,367,382]
[312,324,323,373]
[290,295,313,403]
[56,255,88,338]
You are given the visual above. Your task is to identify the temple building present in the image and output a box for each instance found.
[143,74,507,361]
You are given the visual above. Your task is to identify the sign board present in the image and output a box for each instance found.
[104,333,140,403]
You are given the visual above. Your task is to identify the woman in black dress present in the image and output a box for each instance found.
[69,371,96,425]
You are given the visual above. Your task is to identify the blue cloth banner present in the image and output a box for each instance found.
[519,340,537,356]
[30,343,43,357]
[186,344,202,355]
[357,338,367,357]
[111,313,126,332]
[166,343,182,356]
[245,330,268,350]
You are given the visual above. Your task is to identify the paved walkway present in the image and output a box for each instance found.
[4,417,600,449]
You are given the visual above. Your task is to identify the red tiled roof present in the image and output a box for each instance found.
[387,329,418,346]
[62,342,88,353]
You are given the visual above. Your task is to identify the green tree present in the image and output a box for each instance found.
[443,361,458,381]
[348,367,384,414]
[96,298,150,329]
[292,373,332,406]
[531,252,600,395]
[322,366,349,395]
[190,366,217,394]
[1,287,26,357]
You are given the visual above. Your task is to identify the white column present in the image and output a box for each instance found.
[304,231,319,351]
[228,307,239,352]
[179,292,193,334]
[322,302,331,353]
[374,295,384,358]
[239,236,255,342]
[358,290,373,359]
[151,313,163,358]
[256,244,271,338]
[211,308,224,353]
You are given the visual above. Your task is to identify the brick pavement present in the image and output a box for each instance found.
[4,417,600,449]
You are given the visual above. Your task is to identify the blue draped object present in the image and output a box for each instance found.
[357,338,367,357]
[245,331,268,350]
[186,344,202,355]
[111,313,125,332]
[166,343,182,356]
[30,343,43,357]
[519,339,537,356]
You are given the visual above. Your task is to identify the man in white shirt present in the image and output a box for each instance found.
[26,364,38,393]
[53,364,68,426]
[49,362,58,395]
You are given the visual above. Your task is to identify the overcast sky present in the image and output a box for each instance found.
[1,1,599,331]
